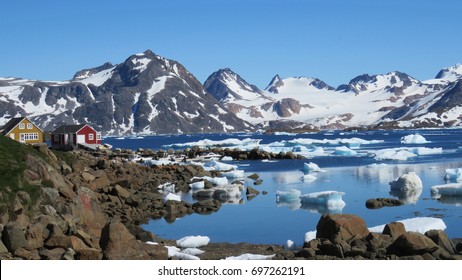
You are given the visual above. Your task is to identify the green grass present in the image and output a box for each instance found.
[0,135,44,215]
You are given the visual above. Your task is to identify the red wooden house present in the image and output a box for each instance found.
[51,124,102,150]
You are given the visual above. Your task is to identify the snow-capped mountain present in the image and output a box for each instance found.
[205,66,462,130]
[0,50,252,135]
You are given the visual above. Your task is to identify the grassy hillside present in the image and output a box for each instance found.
[0,135,43,215]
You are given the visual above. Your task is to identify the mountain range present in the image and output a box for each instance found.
[1,49,461,135]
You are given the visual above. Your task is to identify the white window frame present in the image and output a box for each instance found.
[19,123,25,129]
[96,134,102,140]
[27,123,33,129]
[89,133,94,141]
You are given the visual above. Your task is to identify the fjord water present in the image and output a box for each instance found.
[105,129,462,245]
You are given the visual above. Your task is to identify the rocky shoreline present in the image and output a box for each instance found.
[1,143,461,260]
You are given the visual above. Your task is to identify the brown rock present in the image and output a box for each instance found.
[390,232,439,256]
[316,214,370,243]
[114,184,131,199]
[100,221,167,260]
[39,247,66,260]
[77,247,103,260]
[14,248,40,260]
[382,222,406,240]
[2,223,27,252]
[246,186,260,196]
[81,172,96,182]
[425,230,455,255]
[25,223,46,250]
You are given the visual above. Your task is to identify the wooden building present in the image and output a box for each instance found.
[51,124,102,150]
[0,117,43,144]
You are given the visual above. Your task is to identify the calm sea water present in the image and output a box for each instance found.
[105,129,462,245]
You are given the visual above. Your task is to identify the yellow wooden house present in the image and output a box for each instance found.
[1,117,44,144]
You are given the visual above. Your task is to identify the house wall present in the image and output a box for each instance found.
[77,125,102,145]
[5,119,43,144]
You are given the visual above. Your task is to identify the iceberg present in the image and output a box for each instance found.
[299,191,346,213]
[444,168,462,182]
[221,156,234,161]
[276,189,301,202]
[389,172,423,191]
[334,146,358,156]
[165,138,261,150]
[374,148,418,161]
[430,183,462,198]
[176,235,210,248]
[303,162,325,173]
[400,133,429,144]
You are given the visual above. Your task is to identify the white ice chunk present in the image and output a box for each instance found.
[284,240,296,250]
[221,156,234,161]
[166,246,200,260]
[400,133,429,144]
[189,181,205,190]
[303,162,325,173]
[203,161,237,171]
[163,193,181,202]
[201,176,229,186]
[182,248,205,256]
[374,148,417,161]
[412,147,443,156]
[389,172,423,191]
[276,189,301,202]
[225,253,275,260]
[176,235,210,248]
[221,170,245,179]
[334,146,358,156]
[300,191,346,210]
[444,168,462,182]
[369,217,446,234]
[430,183,462,198]
[300,174,317,182]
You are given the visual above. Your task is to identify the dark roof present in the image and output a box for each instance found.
[1,117,26,134]
[52,124,87,134]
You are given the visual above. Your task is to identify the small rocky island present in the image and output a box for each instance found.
[0,136,461,260]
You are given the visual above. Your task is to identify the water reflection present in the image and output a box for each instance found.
[389,188,422,204]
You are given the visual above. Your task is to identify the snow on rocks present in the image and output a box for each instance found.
[400,133,429,144]
[368,217,446,234]
[165,246,200,260]
[176,235,210,248]
[389,172,423,190]
[430,183,462,198]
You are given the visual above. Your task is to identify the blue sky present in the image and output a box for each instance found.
[1,0,461,88]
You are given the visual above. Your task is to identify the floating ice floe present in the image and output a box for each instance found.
[224,253,275,260]
[165,138,261,150]
[198,176,229,186]
[176,235,210,248]
[400,133,429,144]
[430,183,462,198]
[373,147,442,161]
[299,191,346,213]
[276,189,301,202]
[305,217,447,242]
[221,170,245,179]
[389,172,423,191]
[444,168,462,182]
[203,161,237,171]
[300,174,317,182]
[285,137,383,146]
[334,146,358,156]
[163,193,182,202]
[303,162,325,173]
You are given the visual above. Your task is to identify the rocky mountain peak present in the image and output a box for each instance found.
[435,63,462,81]
[265,75,284,93]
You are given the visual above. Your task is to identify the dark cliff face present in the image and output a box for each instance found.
[1,50,252,135]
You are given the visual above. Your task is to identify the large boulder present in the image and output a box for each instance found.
[1,223,27,252]
[99,221,167,260]
[389,232,439,256]
[316,214,370,243]
[382,222,406,240]
[425,230,455,255]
